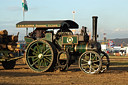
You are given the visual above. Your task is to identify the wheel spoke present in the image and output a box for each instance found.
[37,59,41,69]
[43,60,48,67]
[81,59,88,62]
[36,43,40,52]
[89,65,92,73]
[39,45,43,53]
[37,59,45,69]
[42,43,46,52]
[91,66,95,71]
[93,63,99,67]
[93,60,100,63]
[43,54,52,57]
[32,52,38,56]
[45,50,51,54]
[81,63,88,66]
[31,58,40,67]
[30,48,38,53]
[33,57,39,61]
[39,60,43,66]
[28,56,37,58]
[82,65,89,69]
[43,48,50,55]
[45,56,52,61]
[89,53,92,61]
[44,58,51,63]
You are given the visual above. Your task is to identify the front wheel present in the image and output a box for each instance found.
[79,51,102,74]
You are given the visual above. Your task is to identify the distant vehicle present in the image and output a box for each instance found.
[112,49,120,56]
[119,48,126,56]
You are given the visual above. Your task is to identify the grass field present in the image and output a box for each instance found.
[0,56,128,85]
[109,56,128,58]
[109,56,128,71]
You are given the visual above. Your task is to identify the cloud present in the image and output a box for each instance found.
[114,28,128,32]
[98,27,128,40]
[107,28,128,39]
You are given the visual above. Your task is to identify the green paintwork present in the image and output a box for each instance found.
[63,44,87,54]
[61,35,87,53]
[75,44,87,53]
[43,33,53,42]
[24,37,34,46]
[57,37,62,47]
[62,36,78,45]
[56,35,87,54]
[25,33,52,46]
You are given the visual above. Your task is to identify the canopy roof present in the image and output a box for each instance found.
[16,20,79,29]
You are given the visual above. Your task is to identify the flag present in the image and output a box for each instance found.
[22,0,28,12]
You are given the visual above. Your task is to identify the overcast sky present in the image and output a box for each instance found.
[0,0,128,40]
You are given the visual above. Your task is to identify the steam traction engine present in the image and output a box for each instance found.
[16,16,109,74]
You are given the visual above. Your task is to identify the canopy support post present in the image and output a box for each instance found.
[26,28,28,36]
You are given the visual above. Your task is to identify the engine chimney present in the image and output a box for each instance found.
[92,16,98,42]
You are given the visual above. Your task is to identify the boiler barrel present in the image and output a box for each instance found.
[74,42,101,53]
[74,44,88,53]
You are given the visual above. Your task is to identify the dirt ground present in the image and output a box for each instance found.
[1,57,128,85]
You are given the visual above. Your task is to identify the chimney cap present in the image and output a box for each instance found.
[92,16,98,18]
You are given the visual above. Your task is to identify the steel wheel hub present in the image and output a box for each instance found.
[38,54,44,59]
[88,60,92,65]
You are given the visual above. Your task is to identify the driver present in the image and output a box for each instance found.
[29,28,47,39]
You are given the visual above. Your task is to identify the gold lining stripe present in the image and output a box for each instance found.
[16,24,61,28]
[74,45,77,52]
[64,45,66,51]
[86,43,88,51]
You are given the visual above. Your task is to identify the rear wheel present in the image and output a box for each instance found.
[79,51,102,74]
[25,39,57,72]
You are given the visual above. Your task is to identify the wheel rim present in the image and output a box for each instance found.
[25,40,54,72]
[79,51,102,74]
[100,51,110,73]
